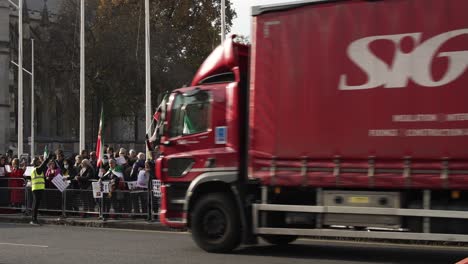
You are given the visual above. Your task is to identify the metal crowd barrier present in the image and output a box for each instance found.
[0,177,160,220]
[0,177,28,213]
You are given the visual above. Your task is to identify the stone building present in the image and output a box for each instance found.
[0,0,145,158]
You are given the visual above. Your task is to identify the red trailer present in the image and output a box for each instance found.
[153,0,468,252]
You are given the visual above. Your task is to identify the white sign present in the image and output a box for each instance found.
[116,157,127,165]
[92,182,103,198]
[23,166,34,177]
[153,180,161,197]
[51,174,69,193]
[102,182,110,194]
[127,181,137,191]
[5,165,12,173]
[0,167,5,177]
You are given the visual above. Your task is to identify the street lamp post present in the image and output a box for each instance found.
[31,39,34,157]
[221,0,226,44]
[79,0,85,152]
[18,0,24,157]
[7,0,24,157]
[145,0,151,155]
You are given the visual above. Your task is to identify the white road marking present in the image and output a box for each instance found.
[0,242,48,248]
[92,227,189,235]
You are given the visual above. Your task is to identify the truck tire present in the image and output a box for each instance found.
[191,193,241,253]
[260,234,298,245]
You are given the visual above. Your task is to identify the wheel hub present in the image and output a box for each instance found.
[202,209,226,239]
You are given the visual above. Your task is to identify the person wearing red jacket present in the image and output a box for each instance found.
[8,158,24,207]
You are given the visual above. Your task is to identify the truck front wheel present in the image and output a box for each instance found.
[191,193,241,253]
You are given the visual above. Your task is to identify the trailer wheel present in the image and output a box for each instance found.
[191,193,241,253]
[260,234,298,245]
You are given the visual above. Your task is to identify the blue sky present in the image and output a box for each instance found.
[230,0,299,37]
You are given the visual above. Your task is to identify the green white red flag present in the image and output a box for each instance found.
[96,108,104,168]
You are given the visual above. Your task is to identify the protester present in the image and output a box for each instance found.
[129,153,145,216]
[55,149,65,170]
[107,147,115,159]
[73,155,82,176]
[75,159,95,215]
[45,160,62,210]
[19,158,27,171]
[30,154,53,225]
[5,149,14,164]
[80,149,89,160]
[45,160,61,187]
[62,159,79,211]
[106,159,125,216]
[130,153,145,180]
[62,159,76,185]
[8,158,24,207]
[118,148,132,213]
[128,149,137,167]
[99,159,122,220]
[0,155,9,206]
[131,159,151,217]
[100,155,110,175]
[89,151,97,170]
[0,155,7,175]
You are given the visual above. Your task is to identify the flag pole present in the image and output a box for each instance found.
[221,0,226,44]
[145,0,152,158]
[79,0,86,152]
[31,38,35,158]
[18,0,24,157]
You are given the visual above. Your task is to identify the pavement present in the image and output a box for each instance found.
[0,213,183,232]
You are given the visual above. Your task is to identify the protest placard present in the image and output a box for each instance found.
[116,157,127,165]
[92,182,103,198]
[102,181,110,193]
[51,174,69,192]
[153,180,161,197]
[127,181,137,191]
[23,166,34,176]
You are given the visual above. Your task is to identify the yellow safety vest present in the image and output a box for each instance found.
[31,168,45,191]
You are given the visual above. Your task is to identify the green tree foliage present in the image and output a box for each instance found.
[44,0,236,119]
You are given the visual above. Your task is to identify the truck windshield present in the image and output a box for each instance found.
[169,91,210,137]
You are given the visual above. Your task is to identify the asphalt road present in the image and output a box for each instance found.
[0,223,466,264]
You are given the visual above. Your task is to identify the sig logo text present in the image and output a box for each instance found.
[339,29,468,90]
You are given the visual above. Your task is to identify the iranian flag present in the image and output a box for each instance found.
[96,108,104,168]
[43,145,48,159]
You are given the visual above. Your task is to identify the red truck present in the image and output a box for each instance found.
[152,0,468,252]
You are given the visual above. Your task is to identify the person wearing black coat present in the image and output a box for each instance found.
[99,163,121,220]
[75,159,96,214]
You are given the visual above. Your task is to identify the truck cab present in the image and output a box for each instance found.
[155,37,249,241]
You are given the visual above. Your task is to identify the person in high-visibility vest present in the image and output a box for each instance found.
[30,154,53,225]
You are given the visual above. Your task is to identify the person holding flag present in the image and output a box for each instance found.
[102,159,124,217]
[30,151,54,225]
[146,94,167,159]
